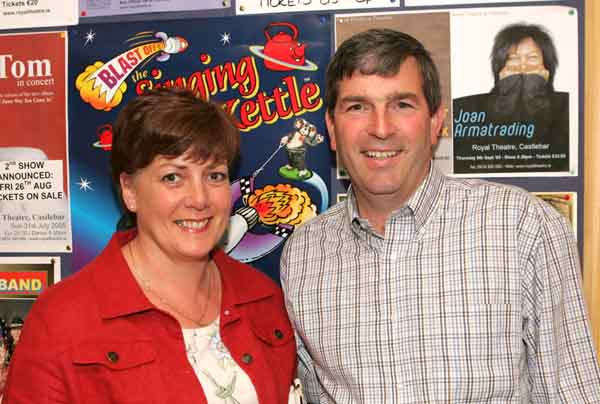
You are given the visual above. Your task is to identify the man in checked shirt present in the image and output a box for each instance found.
[280,28,600,403]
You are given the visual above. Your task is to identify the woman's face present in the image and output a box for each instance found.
[120,149,232,264]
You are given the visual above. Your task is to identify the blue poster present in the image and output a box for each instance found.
[68,14,331,281]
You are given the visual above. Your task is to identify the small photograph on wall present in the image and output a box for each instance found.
[0,31,72,253]
[0,256,61,399]
[334,11,453,175]
[451,6,578,177]
[532,191,577,236]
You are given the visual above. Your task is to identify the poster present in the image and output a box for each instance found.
[451,6,578,176]
[0,0,77,30]
[0,256,61,399]
[0,32,71,253]
[334,11,453,175]
[68,14,331,281]
[79,0,227,18]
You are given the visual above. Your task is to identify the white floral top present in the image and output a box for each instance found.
[182,318,258,404]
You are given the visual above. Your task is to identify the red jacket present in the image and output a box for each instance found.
[3,231,296,403]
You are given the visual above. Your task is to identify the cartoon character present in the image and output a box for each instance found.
[154,32,189,62]
[248,22,318,72]
[280,118,324,179]
[262,22,306,71]
[222,178,317,263]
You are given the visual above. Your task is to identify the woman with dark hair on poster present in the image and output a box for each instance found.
[3,88,299,403]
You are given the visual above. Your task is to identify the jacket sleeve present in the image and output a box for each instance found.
[3,307,70,404]
[521,202,600,402]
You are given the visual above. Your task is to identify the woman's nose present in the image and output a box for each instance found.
[184,180,209,210]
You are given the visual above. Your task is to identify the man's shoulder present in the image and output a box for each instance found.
[444,176,542,211]
[290,202,346,235]
[281,202,347,256]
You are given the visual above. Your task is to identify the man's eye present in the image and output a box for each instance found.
[346,104,364,112]
[393,101,414,110]
[209,172,228,182]
[161,173,180,183]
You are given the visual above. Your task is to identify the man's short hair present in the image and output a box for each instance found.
[491,23,559,90]
[325,28,441,117]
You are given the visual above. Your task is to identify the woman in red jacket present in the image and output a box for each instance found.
[3,88,299,403]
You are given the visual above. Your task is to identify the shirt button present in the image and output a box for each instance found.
[106,351,119,363]
[274,329,284,339]
[390,253,398,261]
[242,353,253,364]
[224,309,231,316]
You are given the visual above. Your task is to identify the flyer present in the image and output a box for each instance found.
[0,0,77,30]
[236,0,398,15]
[451,6,578,176]
[0,256,61,400]
[79,0,227,18]
[0,32,71,253]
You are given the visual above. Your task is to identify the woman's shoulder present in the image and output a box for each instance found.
[27,265,97,325]
[213,249,282,294]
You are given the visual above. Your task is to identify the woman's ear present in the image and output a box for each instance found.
[119,173,137,213]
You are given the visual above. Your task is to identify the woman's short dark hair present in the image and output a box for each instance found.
[110,87,240,187]
[491,23,559,90]
[325,28,441,117]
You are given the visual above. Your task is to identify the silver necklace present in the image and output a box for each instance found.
[127,241,216,326]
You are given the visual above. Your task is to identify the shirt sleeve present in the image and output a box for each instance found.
[2,307,70,404]
[280,237,321,404]
[295,333,321,404]
[521,202,600,402]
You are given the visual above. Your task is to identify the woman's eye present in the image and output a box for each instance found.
[161,173,180,183]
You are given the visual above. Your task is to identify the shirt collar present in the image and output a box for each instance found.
[91,230,274,320]
[345,163,445,235]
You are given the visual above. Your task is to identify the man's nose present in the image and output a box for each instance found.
[368,109,394,139]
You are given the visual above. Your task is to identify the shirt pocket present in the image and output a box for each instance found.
[419,303,521,402]
[71,340,164,404]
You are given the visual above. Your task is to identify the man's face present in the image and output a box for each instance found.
[500,37,549,81]
[326,57,444,212]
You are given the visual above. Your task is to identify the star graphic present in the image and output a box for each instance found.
[77,177,94,192]
[220,32,231,46]
[84,29,96,46]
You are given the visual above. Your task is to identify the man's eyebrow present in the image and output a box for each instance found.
[338,92,418,104]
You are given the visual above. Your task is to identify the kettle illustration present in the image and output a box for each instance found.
[262,22,306,71]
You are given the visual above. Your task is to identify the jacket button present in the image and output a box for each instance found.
[242,353,253,364]
[106,351,119,363]
[274,329,284,339]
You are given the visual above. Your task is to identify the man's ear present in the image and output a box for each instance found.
[119,173,137,213]
[325,111,337,151]
[429,105,446,146]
